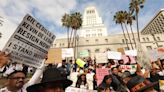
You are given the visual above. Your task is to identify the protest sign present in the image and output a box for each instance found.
[79,50,89,57]
[76,58,86,68]
[122,55,136,64]
[120,65,137,74]
[46,48,62,64]
[107,51,121,60]
[2,14,56,68]
[148,50,158,62]
[158,48,164,60]
[66,87,97,92]
[62,48,74,58]
[159,80,164,91]
[117,48,125,55]
[96,68,109,86]
[95,53,108,64]
[125,50,137,56]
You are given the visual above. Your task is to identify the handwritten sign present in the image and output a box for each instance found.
[107,51,121,60]
[125,50,137,56]
[62,48,74,58]
[79,50,89,57]
[46,48,62,64]
[66,87,97,92]
[2,14,56,68]
[95,53,108,64]
[120,65,137,74]
[96,68,109,86]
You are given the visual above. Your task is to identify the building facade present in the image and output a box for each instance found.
[78,6,108,38]
[52,8,164,58]
[141,9,164,34]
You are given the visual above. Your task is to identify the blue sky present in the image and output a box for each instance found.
[0,0,164,39]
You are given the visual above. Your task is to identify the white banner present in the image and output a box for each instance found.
[95,53,108,63]
[2,14,56,68]
[107,51,121,60]
[125,50,137,56]
[62,48,74,58]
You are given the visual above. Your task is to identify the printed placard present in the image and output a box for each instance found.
[2,14,56,68]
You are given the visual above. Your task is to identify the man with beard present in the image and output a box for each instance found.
[0,71,26,92]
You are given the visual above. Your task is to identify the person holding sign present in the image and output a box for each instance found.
[26,68,72,92]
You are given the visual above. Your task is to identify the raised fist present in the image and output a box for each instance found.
[0,51,10,68]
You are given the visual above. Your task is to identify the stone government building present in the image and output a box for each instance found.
[52,6,164,58]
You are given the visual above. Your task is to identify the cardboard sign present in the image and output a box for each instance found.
[79,50,89,57]
[95,53,108,64]
[62,48,74,58]
[107,51,121,60]
[120,65,137,74]
[76,58,86,68]
[125,50,137,56]
[96,68,109,86]
[117,48,125,55]
[2,14,56,68]
[46,48,62,64]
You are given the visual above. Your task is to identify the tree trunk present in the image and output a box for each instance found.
[121,23,129,50]
[130,25,137,48]
[124,23,133,50]
[67,28,70,48]
[69,29,74,47]
[136,13,140,42]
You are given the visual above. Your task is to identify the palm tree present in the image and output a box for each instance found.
[129,0,145,42]
[114,11,129,50]
[126,12,137,48]
[123,11,134,49]
[69,12,82,59]
[70,12,82,47]
[61,13,71,47]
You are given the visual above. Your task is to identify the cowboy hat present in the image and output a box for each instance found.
[26,68,72,92]
[127,76,158,92]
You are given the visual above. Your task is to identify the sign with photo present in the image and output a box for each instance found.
[3,14,56,68]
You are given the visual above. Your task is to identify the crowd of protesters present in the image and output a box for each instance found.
[0,51,164,92]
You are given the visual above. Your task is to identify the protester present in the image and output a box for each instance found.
[76,73,89,89]
[26,68,72,92]
[127,75,158,92]
[111,67,128,92]
[58,60,70,78]
[0,70,26,92]
[98,75,113,92]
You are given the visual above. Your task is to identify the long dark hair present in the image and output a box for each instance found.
[76,74,87,88]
